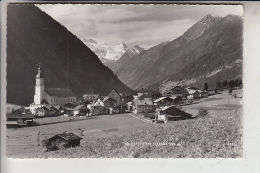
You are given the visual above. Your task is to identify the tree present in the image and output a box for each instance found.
[203,83,208,91]
[229,80,235,88]
[222,80,228,88]
[216,80,222,89]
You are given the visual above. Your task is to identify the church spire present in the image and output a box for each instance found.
[36,64,43,78]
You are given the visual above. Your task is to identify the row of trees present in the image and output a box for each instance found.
[215,79,242,89]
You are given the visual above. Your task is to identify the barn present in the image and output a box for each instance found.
[155,106,192,120]
[47,132,83,150]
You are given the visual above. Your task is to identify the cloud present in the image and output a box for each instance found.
[36,4,243,49]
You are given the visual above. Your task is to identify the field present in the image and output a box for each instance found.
[6,89,242,158]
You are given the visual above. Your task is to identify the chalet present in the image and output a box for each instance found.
[110,104,126,114]
[83,94,100,103]
[102,97,116,108]
[35,106,57,116]
[87,104,107,115]
[153,97,176,107]
[169,86,185,97]
[108,89,122,106]
[47,132,83,150]
[186,90,201,99]
[73,105,90,116]
[155,106,192,120]
[133,100,155,114]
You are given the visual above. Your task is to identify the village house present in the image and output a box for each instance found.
[73,105,90,116]
[83,94,100,103]
[133,100,155,114]
[186,89,201,99]
[110,104,126,114]
[37,105,58,116]
[108,89,122,106]
[30,66,76,115]
[155,105,192,120]
[46,132,83,150]
[102,97,117,108]
[169,86,185,98]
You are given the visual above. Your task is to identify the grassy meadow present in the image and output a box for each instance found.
[38,109,242,158]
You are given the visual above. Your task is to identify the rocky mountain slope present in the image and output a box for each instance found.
[108,14,243,90]
[105,45,144,69]
[6,5,136,106]
[82,38,129,63]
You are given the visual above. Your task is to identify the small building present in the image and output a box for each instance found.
[73,105,90,116]
[83,94,100,103]
[108,89,122,106]
[133,100,155,114]
[187,90,201,99]
[36,107,49,116]
[110,104,126,114]
[155,106,192,120]
[102,97,116,108]
[47,132,83,150]
[169,86,185,97]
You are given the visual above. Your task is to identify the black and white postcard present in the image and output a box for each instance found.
[1,2,260,173]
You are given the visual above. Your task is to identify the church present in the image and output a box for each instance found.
[30,66,76,115]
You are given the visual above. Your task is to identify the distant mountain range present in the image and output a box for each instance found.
[82,38,129,63]
[107,14,243,91]
[105,45,144,69]
[7,5,136,106]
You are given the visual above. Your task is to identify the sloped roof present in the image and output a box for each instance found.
[49,132,82,141]
[154,97,176,103]
[134,100,154,106]
[170,86,184,91]
[187,90,199,95]
[45,88,76,97]
[83,94,100,99]
[41,99,49,104]
[109,89,121,96]
[73,105,89,111]
[103,96,115,102]
[156,105,173,111]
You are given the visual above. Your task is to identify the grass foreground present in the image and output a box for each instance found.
[37,109,242,158]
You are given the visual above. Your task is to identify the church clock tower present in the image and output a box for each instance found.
[34,66,45,104]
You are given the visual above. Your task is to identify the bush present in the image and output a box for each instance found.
[144,112,149,118]
[149,114,155,119]
[197,108,209,118]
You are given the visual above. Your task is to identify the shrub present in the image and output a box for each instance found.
[197,108,209,118]
[149,114,155,119]
[144,112,149,118]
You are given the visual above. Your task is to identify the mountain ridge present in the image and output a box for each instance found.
[7,5,136,106]
[107,14,243,90]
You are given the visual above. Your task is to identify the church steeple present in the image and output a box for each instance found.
[34,66,45,104]
[36,65,43,78]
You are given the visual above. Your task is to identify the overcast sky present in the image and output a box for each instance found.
[37,4,243,49]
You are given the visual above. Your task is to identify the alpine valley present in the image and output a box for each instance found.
[106,14,243,92]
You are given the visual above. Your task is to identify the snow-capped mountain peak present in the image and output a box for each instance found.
[82,38,129,63]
